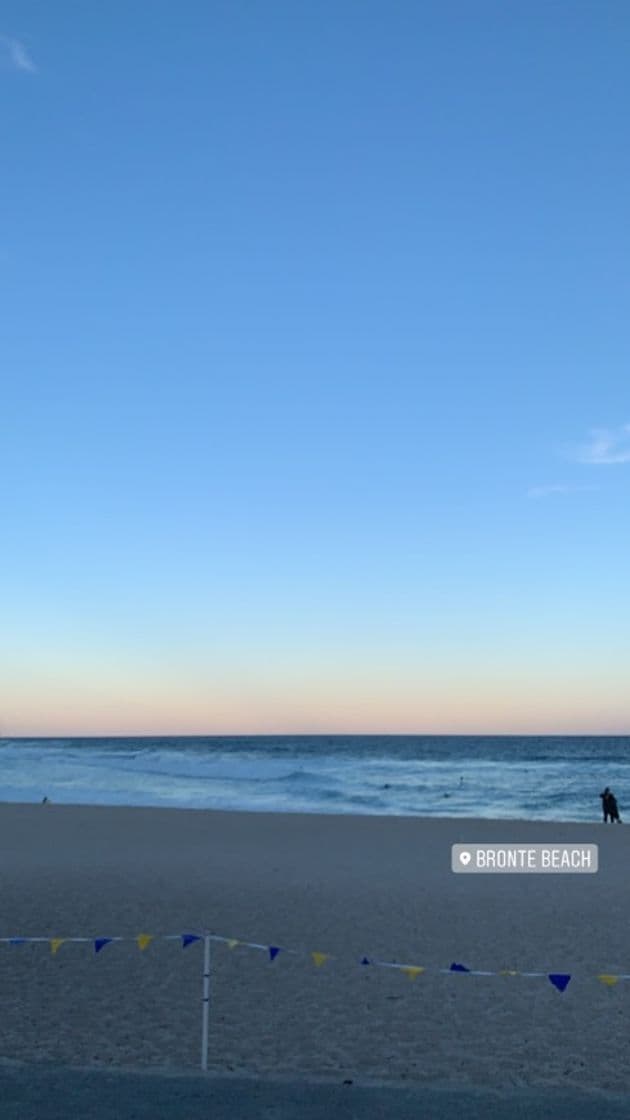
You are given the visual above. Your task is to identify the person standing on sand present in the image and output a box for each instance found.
[608,790,622,822]
[600,788,622,823]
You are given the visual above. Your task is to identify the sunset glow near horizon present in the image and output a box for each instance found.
[2,2,630,737]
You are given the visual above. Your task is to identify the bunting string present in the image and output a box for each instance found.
[4,927,627,1068]
[3,929,630,989]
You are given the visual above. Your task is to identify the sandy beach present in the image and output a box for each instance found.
[1,804,629,1092]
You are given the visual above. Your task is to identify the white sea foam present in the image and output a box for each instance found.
[0,736,628,820]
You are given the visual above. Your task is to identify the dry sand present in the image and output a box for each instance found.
[0,804,628,1092]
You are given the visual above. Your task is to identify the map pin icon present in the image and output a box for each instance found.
[459,851,471,866]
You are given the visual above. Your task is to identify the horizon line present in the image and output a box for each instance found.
[2,730,630,740]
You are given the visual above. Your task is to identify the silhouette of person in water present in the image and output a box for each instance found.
[600,787,622,823]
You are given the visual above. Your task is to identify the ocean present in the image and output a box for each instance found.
[0,736,628,821]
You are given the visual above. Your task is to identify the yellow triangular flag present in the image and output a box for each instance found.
[499,970,519,976]
[598,974,619,986]
[311,952,329,968]
[401,966,425,980]
[227,939,239,950]
[136,934,153,952]
[50,938,65,956]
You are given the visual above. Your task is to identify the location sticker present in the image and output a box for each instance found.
[452,843,598,874]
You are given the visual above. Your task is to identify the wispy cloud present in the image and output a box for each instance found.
[575,424,630,465]
[0,35,37,73]
[527,483,599,499]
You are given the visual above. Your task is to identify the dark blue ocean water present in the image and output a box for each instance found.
[1,735,628,820]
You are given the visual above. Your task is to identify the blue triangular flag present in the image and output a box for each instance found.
[182,934,201,949]
[94,937,112,954]
[269,945,281,961]
[450,962,470,972]
[9,938,27,946]
[548,973,571,992]
[361,956,371,965]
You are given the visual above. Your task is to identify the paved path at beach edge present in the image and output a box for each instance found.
[2,1064,630,1120]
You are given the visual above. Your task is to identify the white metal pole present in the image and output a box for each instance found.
[201,934,211,1072]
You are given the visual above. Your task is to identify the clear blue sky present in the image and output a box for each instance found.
[2,1,629,735]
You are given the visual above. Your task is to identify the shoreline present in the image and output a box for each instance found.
[0,798,612,825]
